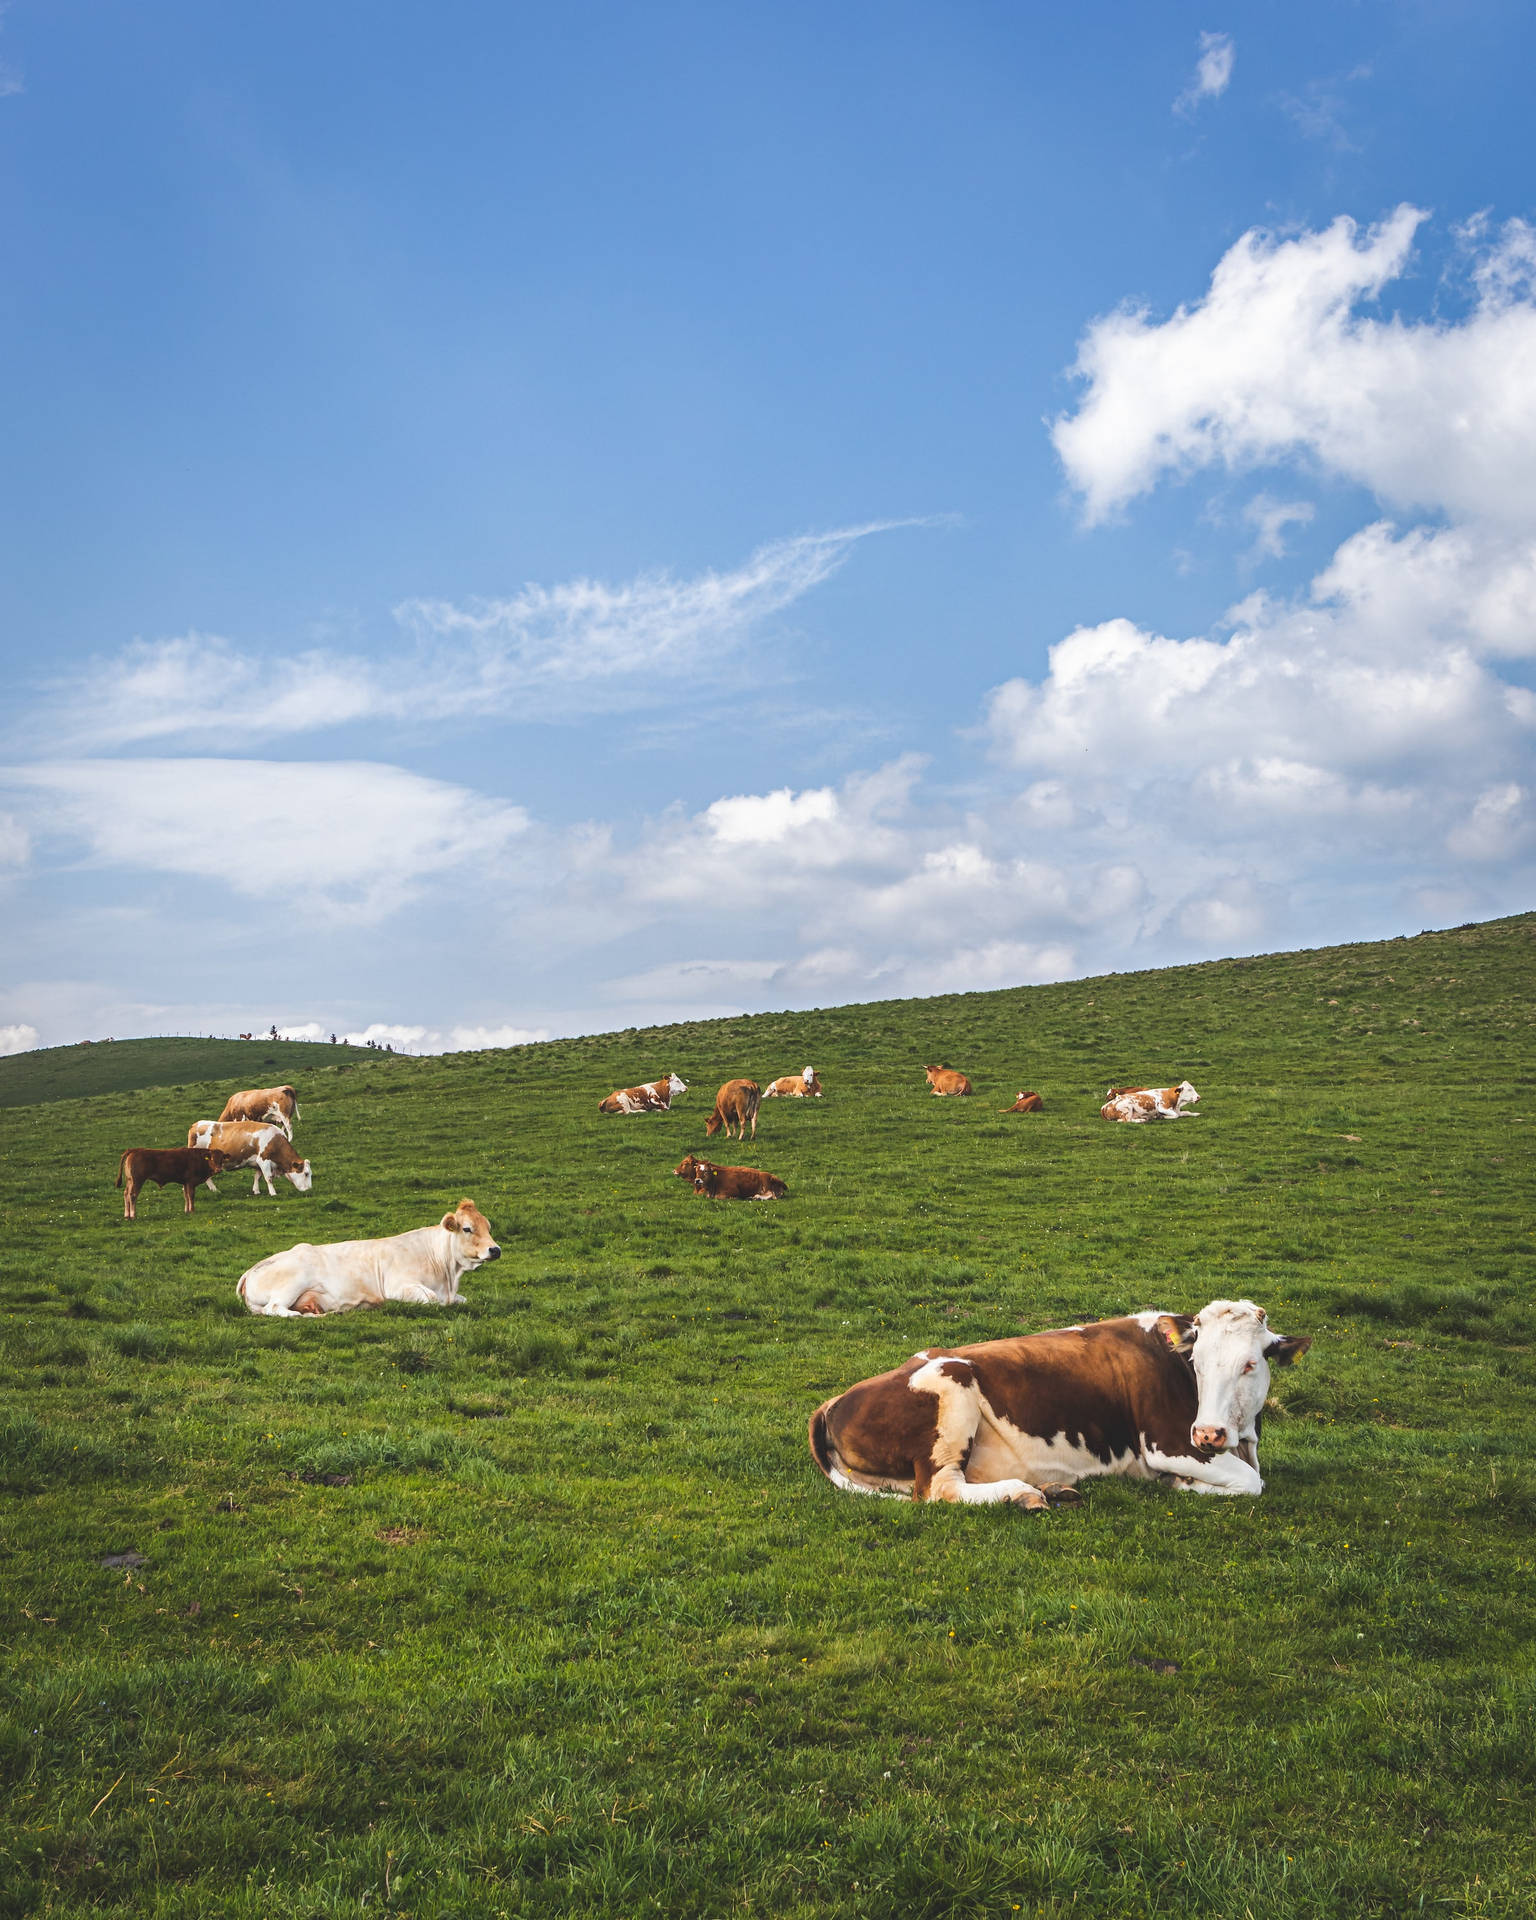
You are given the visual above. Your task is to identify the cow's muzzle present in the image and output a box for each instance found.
[1190,1424,1229,1450]
[484,1244,501,1261]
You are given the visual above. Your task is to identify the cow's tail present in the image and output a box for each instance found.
[808,1397,841,1483]
[236,1270,250,1304]
[115,1149,131,1188]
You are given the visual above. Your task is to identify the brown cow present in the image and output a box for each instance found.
[1001,1091,1044,1113]
[809,1300,1310,1507]
[218,1085,300,1140]
[924,1064,973,1096]
[599,1072,687,1115]
[705,1079,760,1139]
[117,1147,229,1220]
[693,1163,787,1201]
[763,1066,823,1099]
[674,1153,709,1180]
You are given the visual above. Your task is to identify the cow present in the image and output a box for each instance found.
[809,1299,1310,1508]
[674,1152,709,1180]
[187,1121,314,1196]
[217,1085,300,1140]
[705,1079,760,1140]
[1001,1091,1044,1113]
[117,1146,229,1220]
[924,1064,973,1096]
[598,1073,687,1115]
[764,1066,823,1099]
[693,1162,787,1201]
[237,1198,500,1317]
[1100,1081,1200,1124]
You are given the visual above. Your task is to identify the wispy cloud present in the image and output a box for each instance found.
[1175,31,1234,115]
[41,523,915,752]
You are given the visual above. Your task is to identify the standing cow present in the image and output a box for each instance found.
[117,1147,229,1220]
[705,1079,761,1140]
[218,1085,300,1140]
[188,1121,313,1195]
[809,1299,1310,1507]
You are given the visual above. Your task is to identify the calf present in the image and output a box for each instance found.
[924,1064,973,1096]
[188,1120,314,1195]
[693,1162,787,1201]
[238,1199,500,1317]
[1001,1091,1044,1113]
[117,1147,229,1220]
[705,1079,761,1139]
[810,1299,1310,1507]
[218,1085,300,1140]
[764,1066,822,1098]
[599,1072,688,1115]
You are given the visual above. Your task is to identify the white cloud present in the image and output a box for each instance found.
[0,1023,38,1056]
[1242,493,1315,562]
[3,759,529,920]
[1175,31,1234,114]
[42,524,906,752]
[1052,208,1536,528]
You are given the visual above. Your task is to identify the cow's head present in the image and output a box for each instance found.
[674,1153,706,1179]
[668,1072,688,1096]
[802,1065,816,1084]
[1175,1080,1200,1107]
[288,1157,314,1193]
[440,1198,500,1264]
[1160,1299,1310,1460]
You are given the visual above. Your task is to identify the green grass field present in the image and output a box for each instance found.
[2,915,1533,1918]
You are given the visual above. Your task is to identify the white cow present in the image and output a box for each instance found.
[237,1199,500,1317]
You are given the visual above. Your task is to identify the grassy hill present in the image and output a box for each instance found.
[0,913,1532,1917]
[0,1036,392,1109]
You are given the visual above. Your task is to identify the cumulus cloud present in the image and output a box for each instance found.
[0,1022,38,1056]
[3,759,529,920]
[1242,493,1315,563]
[1052,207,1536,527]
[1175,31,1234,114]
[43,524,906,752]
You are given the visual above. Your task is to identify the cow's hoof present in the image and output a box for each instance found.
[1042,1484,1083,1507]
[1008,1488,1051,1511]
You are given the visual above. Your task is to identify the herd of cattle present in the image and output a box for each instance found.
[106,1056,1315,1507]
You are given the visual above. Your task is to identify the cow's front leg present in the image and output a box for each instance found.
[909,1356,1049,1509]
[389,1282,442,1306]
[183,1183,196,1213]
[1144,1444,1263,1496]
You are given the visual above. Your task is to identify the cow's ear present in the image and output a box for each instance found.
[440,1213,458,1231]
[1155,1314,1196,1354]
[1265,1334,1312,1367]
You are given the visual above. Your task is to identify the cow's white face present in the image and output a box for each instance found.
[1186,1299,1310,1457]
[668,1073,687,1096]
[440,1199,500,1266]
[291,1159,314,1193]
[802,1066,815,1084]
[1176,1081,1200,1107]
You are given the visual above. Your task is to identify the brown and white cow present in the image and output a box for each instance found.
[705,1079,760,1139]
[764,1066,822,1099]
[218,1085,300,1140]
[924,1064,973,1096]
[810,1300,1309,1507]
[117,1146,229,1220]
[237,1198,500,1317]
[692,1162,787,1201]
[1100,1081,1200,1123]
[188,1120,314,1196]
[1001,1091,1044,1113]
[598,1072,688,1115]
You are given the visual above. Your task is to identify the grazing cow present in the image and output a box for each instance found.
[238,1198,500,1317]
[1100,1081,1200,1124]
[764,1066,823,1099]
[1001,1091,1044,1113]
[217,1085,300,1140]
[598,1072,688,1115]
[187,1121,314,1196]
[810,1299,1310,1507]
[924,1065,973,1097]
[693,1162,787,1201]
[706,1079,761,1140]
[117,1147,229,1220]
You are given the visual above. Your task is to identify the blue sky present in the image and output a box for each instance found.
[2,1,1533,1050]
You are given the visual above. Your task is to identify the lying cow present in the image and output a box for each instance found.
[764,1066,822,1099]
[237,1198,500,1317]
[674,1152,709,1180]
[218,1084,300,1140]
[187,1120,314,1195]
[810,1298,1310,1507]
[924,1064,972,1096]
[1001,1091,1044,1113]
[1100,1081,1200,1123]
[117,1146,229,1220]
[693,1162,787,1201]
[598,1072,687,1115]
[705,1079,760,1140]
